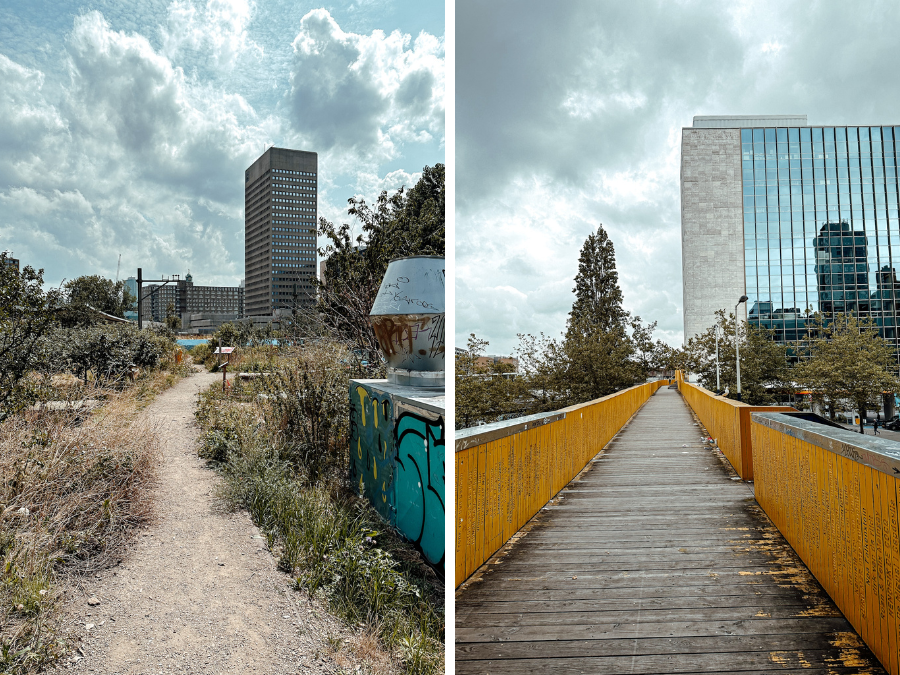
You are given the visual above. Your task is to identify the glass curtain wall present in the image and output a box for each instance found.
[742,126,900,364]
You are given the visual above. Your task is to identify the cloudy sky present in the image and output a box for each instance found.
[456,0,900,355]
[0,0,443,288]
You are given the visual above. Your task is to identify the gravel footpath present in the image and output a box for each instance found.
[49,370,371,674]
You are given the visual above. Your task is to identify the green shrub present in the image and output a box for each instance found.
[41,324,168,385]
[259,342,350,483]
[189,343,212,366]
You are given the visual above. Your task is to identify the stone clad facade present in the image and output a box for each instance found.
[681,127,746,341]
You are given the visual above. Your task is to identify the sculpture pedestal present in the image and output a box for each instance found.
[349,379,445,572]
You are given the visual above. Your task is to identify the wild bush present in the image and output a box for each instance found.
[188,343,213,369]
[215,434,443,675]
[0,256,62,421]
[46,324,170,385]
[259,342,350,484]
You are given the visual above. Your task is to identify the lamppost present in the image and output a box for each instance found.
[714,322,721,392]
[735,295,748,401]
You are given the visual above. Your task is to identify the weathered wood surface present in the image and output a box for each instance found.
[455,387,886,674]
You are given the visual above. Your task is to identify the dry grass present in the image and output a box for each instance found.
[0,366,186,672]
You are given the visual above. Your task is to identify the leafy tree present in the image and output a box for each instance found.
[312,164,445,361]
[560,317,639,401]
[682,310,790,404]
[793,313,900,432]
[455,334,521,429]
[0,254,61,419]
[59,275,134,326]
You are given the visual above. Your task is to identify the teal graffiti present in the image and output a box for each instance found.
[395,412,445,568]
[348,383,445,573]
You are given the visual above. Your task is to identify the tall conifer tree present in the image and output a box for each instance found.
[561,225,638,399]
[567,225,627,332]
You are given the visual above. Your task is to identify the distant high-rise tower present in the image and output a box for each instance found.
[244,147,318,318]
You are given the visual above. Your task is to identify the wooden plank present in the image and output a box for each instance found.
[456,617,858,642]
[455,651,881,675]
[456,631,867,660]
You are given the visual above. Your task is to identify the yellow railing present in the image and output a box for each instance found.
[752,413,900,675]
[675,374,794,479]
[455,380,667,587]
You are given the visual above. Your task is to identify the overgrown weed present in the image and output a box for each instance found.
[196,343,444,675]
[0,362,188,673]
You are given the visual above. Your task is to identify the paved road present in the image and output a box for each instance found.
[456,386,885,674]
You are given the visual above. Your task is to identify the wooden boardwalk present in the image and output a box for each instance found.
[456,387,886,674]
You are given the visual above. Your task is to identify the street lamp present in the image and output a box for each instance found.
[735,295,748,401]
[714,322,721,392]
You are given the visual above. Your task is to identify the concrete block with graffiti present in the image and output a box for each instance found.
[349,379,445,572]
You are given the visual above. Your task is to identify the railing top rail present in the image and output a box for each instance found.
[679,380,759,409]
[752,412,900,478]
[455,410,566,451]
[455,380,665,452]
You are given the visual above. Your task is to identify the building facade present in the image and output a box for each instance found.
[681,115,900,365]
[141,273,244,324]
[2,251,20,272]
[124,276,138,309]
[244,147,318,318]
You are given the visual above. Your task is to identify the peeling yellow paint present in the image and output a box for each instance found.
[769,651,789,666]
[828,632,864,649]
[795,604,840,617]
[824,648,871,668]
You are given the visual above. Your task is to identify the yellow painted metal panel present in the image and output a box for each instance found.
[455,380,665,587]
[751,416,900,675]
[455,450,467,587]
[878,469,899,675]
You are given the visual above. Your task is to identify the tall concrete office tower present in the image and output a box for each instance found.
[244,147,318,319]
[681,115,900,365]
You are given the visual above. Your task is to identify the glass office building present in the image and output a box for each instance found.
[743,126,900,357]
[682,117,900,366]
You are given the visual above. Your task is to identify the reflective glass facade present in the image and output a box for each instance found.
[742,126,900,364]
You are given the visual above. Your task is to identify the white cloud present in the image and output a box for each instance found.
[288,9,443,162]
[0,10,274,285]
[161,0,263,69]
[458,0,900,353]
[0,3,441,300]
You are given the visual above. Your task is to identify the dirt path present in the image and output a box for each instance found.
[50,370,360,674]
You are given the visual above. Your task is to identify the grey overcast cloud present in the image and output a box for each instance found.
[0,0,443,288]
[456,0,900,355]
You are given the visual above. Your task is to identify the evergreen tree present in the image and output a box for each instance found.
[559,225,641,401]
[567,225,627,332]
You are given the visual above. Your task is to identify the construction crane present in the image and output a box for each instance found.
[115,254,121,282]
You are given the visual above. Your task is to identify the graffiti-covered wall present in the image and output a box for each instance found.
[350,379,445,572]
